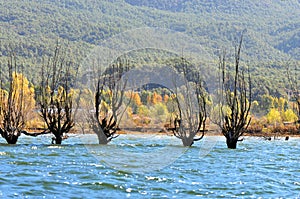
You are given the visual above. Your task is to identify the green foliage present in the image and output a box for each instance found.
[0,0,299,117]
[150,102,169,122]
[258,95,276,115]
[251,100,259,114]
[137,105,150,117]
[0,0,298,62]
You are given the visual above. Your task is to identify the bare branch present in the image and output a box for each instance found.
[169,57,208,146]
[37,42,77,144]
[0,46,29,144]
[215,32,252,149]
[90,58,131,144]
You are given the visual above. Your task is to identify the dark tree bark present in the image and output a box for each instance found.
[0,129,20,144]
[89,58,130,144]
[170,57,208,147]
[287,61,300,132]
[226,137,238,149]
[37,42,78,144]
[216,32,252,149]
[0,48,27,144]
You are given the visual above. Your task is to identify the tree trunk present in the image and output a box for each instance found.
[97,138,109,145]
[181,138,194,147]
[54,135,62,144]
[226,138,238,149]
[96,131,109,145]
[4,134,19,144]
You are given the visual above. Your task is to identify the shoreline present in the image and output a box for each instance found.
[25,127,300,138]
[75,129,300,138]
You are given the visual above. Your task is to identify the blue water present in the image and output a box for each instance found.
[1,134,300,198]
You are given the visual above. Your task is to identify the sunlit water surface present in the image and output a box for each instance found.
[1,134,300,198]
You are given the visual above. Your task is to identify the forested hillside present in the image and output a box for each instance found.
[0,0,299,99]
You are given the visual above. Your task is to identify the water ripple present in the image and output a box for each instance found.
[0,135,300,198]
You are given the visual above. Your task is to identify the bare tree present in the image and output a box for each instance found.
[169,57,208,146]
[89,58,130,144]
[37,43,78,144]
[0,52,25,144]
[287,61,300,128]
[216,33,252,149]
[0,47,34,144]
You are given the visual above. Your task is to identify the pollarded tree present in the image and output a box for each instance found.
[89,58,131,144]
[216,33,252,149]
[37,42,78,144]
[0,51,35,144]
[287,61,300,127]
[170,57,208,147]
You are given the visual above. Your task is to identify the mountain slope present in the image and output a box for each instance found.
[0,0,299,98]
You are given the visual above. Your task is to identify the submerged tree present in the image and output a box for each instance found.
[89,58,131,144]
[287,64,300,120]
[0,50,35,144]
[287,61,300,129]
[216,33,252,149]
[169,58,208,147]
[37,43,78,144]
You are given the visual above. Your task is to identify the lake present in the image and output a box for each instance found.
[1,134,300,198]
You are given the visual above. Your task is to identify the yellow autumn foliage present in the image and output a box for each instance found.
[0,73,36,128]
